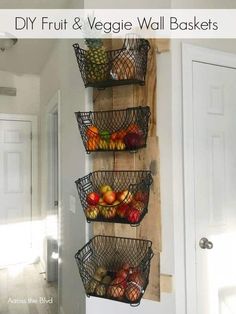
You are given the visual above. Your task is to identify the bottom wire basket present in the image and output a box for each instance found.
[75,235,154,306]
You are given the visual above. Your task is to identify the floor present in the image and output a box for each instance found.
[0,262,58,314]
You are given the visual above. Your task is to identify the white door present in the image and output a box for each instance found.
[0,119,32,267]
[190,61,236,314]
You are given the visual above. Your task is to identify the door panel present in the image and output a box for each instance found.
[192,62,236,314]
[0,120,32,267]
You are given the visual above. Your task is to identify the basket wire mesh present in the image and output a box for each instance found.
[75,170,153,226]
[75,235,154,305]
[75,106,151,153]
[73,38,150,89]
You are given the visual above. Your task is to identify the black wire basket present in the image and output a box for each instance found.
[75,235,154,305]
[75,106,151,154]
[73,38,150,89]
[75,170,153,226]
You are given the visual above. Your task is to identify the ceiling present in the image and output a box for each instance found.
[0,0,70,74]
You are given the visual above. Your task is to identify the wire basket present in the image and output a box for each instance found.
[75,235,154,305]
[73,38,150,89]
[75,171,153,226]
[75,106,151,154]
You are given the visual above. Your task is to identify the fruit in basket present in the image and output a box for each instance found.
[99,130,110,141]
[86,192,100,205]
[124,132,142,150]
[95,266,107,278]
[116,204,130,218]
[86,125,99,138]
[103,191,116,205]
[100,185,112,195]
[126,123,142,134]
[109,140,116,150]
[116,130,127,140]
[99,139,109,150]
[126,208,141,224]
[125,282,142,302]
[87,273,103,294]
[116,269,129,280]
[107,277,126,298]
[85,39,108,82]
[131,200,145,212]
[111,50,135,80]
[117,190,133,204]
[95,284,106,296]
[86,137,100,151]
[85,206,99,219]
[116,139,126,150]
[102,275,112,285]
[134,191,148,203]
[128,271,144,287]
[100,206,116,219]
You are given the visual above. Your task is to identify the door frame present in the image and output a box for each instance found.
[46,90,61,308]
[182,44,236,314]
[0,114,38,230]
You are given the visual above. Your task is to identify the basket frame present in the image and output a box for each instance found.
[75,106,151,154]
[75,170,153,226]
[75,235,154,305]
[73,39,150,89]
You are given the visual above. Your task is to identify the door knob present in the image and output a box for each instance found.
[199,237,213,249]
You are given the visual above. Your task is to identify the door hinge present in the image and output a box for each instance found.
[31,186,33,194]
[54,200,58,207]
[30,132,33,140]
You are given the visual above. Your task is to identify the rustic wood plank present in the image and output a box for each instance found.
[92,38,169,301]
[160,274,173,293]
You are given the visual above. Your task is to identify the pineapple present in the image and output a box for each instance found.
[85,39,108,82]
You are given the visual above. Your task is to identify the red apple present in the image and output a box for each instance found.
[103,191,116,205]
[128,272,144,287]
[131,200,145,212]
[117,190,133,204]
[86,192,100,205]
[100,185,112,195]
[127,208,141,224]
[125,282,141,302]
[134,191,148,203]
[107,277,125,298]
[116,204,130,218]
[116,269,129,280]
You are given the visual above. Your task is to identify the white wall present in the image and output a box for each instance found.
[0,71,40,115]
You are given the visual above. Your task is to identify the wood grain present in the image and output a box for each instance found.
[92,39,169,302]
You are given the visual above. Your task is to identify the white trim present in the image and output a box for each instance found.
[0,113,38,249]
[182,43,236,314]
[46,90,61,313]
[60,305,65,314]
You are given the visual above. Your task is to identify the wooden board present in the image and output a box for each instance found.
[93,39,169,302]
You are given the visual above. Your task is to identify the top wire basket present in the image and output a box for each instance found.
[75,235,154,306]
[73,38,150,89]
[75,106,151,154]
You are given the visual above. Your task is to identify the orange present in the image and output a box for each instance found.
[86,125,99,138]
[126,123,141,134]
[86,137,100,151]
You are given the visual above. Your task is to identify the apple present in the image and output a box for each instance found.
[86,192,100,205]
[100,184,112,195]
[131,200,145,212]
[127,208,141,224]
[128,272,144,287]
[85,206,99,220]
[116,269,129,280]
[107,278,126,298]
[103,190,116,205]
[125,282,141,302]
[116,204,130,218]
[134,191,148,203]
[117,190,133,204]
